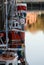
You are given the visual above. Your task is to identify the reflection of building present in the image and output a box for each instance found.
[26,11,44,25]
[27,2,44,10]
[25,11,44,32]
[26,11,38,25]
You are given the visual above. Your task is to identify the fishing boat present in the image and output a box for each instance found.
[0,0,27,65]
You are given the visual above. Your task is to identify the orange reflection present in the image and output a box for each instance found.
[25,11,44,33]
[26,11,38,24]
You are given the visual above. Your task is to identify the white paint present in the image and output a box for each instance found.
[17,3,27,6]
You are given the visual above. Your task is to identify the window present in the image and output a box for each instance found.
[41,2,44,10]
[13,22,15,27]
[27,2,44,10]
[18,13,20,17]
[16,23,18,27]
[18,13,19,16]
[27,3,31,10]
[24,13,26,17]
[20,13,22,16]
[32,2,40,10]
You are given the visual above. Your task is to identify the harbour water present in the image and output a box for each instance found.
[25,31,44,65]
[25,11,44,65]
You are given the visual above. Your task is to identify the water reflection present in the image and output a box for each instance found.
[25,31,44,65]
[25,11,44,32]
[25,12,44,65]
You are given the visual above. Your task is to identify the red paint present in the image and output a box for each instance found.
[0,31,24,41]
[17,6,26,10]
[8,31,25,40]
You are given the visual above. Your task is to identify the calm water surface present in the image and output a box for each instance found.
[25,31,44,65]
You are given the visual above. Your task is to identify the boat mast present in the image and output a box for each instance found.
[5,0,8,49]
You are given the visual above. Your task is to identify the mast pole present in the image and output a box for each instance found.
[6,0,8,49]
